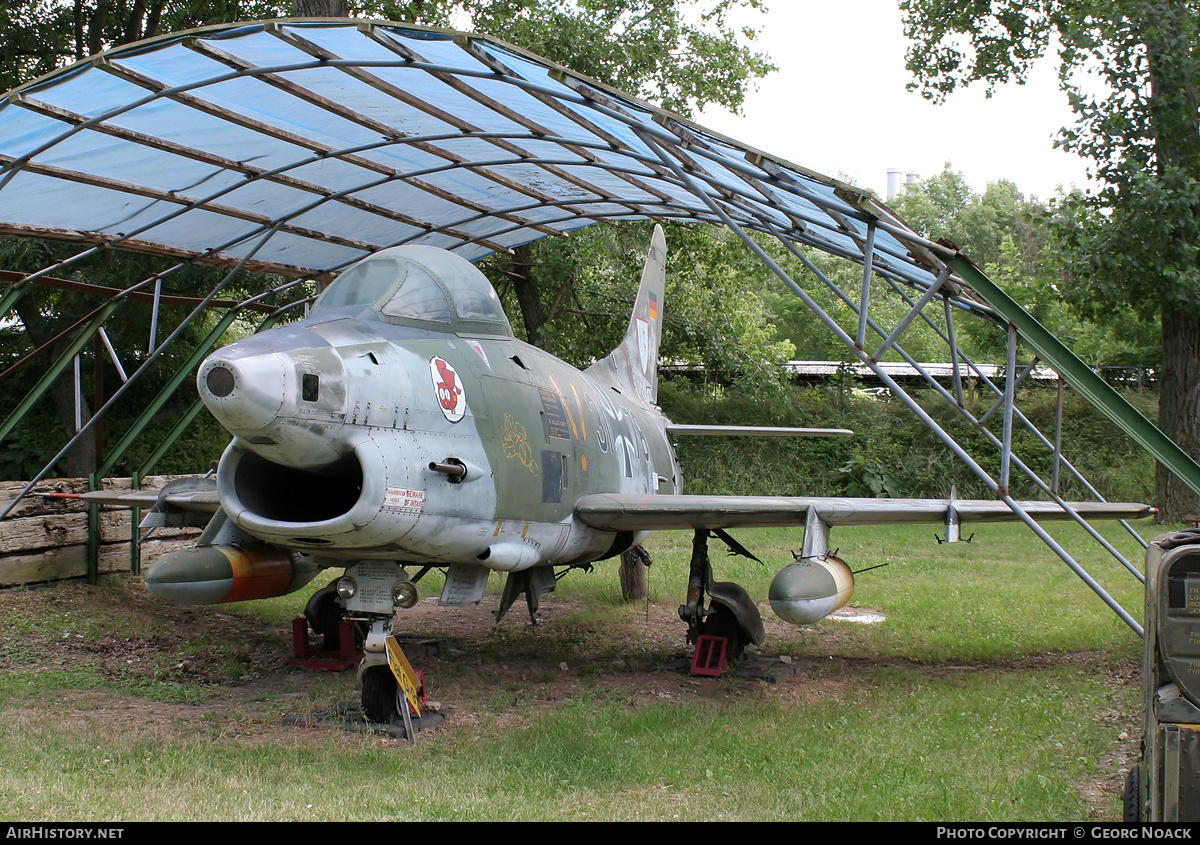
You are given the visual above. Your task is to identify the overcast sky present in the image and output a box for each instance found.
[695,2,1092,203]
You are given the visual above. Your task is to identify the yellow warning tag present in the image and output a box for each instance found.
[385,635,422,718]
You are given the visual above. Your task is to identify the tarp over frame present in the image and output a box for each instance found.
[4,18,1199,503]
[0,17,948,289]
[5,18,1200,634]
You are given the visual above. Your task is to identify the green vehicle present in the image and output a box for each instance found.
[1127,529,1200,821]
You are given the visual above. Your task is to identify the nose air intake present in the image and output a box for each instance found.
[231,450,364,524]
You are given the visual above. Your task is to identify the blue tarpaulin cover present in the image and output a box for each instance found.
[0,18,944,289]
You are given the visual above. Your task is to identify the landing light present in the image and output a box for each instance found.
[336,576,358,600]
[393,580,418,608]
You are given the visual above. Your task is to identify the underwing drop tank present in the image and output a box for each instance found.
[768,554,854,625]
[144,544,319,605]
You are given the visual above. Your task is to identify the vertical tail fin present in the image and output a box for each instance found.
[585,224,667,404]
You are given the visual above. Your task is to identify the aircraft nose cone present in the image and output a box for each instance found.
[198,342,287,432]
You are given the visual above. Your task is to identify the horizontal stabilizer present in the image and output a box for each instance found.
[574,493,1155,532]
[666,425,853,437]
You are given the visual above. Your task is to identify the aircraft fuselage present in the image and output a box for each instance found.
[198,251,678,575]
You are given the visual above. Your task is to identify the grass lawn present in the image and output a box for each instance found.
[0,519,1160,821]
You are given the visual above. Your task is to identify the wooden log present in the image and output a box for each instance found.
[0,475,210,587]
[0,478,90,518]
[0,536,198,586]
[0,513,90,554]
[98,510,203,544]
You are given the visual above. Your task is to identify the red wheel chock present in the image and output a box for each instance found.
[287,617,360,671]
[691,635,730,676]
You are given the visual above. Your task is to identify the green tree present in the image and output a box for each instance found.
[901,0,1200,519]
[887,163,1158,368]
[434,1,774,358]
[483,222,795,390]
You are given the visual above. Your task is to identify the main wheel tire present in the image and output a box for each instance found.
[701,604,746,662]
[317,595,345,651]
[361,666,398,724]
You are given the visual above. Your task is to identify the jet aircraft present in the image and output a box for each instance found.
[67,225,1154,722]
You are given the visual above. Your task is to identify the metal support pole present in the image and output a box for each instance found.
[93,333,104,467]
[855,221,876,350]
[945,298,965,407]
[148,276,162,354]
[98,328,128,383]
[873,268,949,362]
[0,283,29,324]
[86,485,100,585]
[999,324,1018,495]
[73,353,83,435]
[0,300,124,446]
[129,469,141,576]
[981,356,1041,425]
[1053,378,1065,496]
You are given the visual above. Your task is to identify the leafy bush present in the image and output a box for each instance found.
[658,378,1155,503]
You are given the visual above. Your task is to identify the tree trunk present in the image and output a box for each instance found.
[1147,5,1200,523]
[618,546,648,602]
[292,0,350,17]
[1156,305,1200,522]
[509,242,553,352]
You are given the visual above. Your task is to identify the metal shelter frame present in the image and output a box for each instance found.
[1,18,1196,635]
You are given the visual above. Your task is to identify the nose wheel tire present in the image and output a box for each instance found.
[361,666,398,723]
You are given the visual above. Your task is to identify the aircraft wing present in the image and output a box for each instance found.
[44,478,221,514]
[573,493,1155,532]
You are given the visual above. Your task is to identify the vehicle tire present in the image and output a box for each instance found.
[701,604,746,662]
[361,666,398,724]
[1123,765,1142,823]
[317,595,345,651]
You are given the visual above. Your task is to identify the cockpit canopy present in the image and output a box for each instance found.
[314,245,512,337]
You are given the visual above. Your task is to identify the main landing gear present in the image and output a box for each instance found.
[304,582,367,653]
[678,530,765,668]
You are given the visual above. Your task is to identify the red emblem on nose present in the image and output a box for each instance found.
[429,356,466,422]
